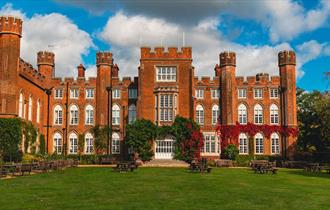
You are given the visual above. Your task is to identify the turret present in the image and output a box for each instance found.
[37,51,55,78]
[96,51,113,126]
[219,51,237,126]
[0,16,23,116]
[278,50,297,159]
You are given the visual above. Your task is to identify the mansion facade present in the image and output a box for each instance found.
[0,16,297,160]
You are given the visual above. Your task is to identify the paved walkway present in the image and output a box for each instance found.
[142,159,189,168]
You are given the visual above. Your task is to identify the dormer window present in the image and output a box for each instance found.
[156,66,176,82]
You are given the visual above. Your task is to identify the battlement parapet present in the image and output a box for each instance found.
[37,51,55,67]
[236,73,281,86]
[0,16,22,37]
[141,46,192,59]
[220,51,236,67]
[19,59,45,83]
[96,51,113,66]
[194,76,219,86]
[278,50,296,66]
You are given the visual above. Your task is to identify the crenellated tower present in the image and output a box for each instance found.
[278,50,297,158]
[0,16,23,116]
[219,51,237,126]
[96,52,113,126]
[37,51,55,81]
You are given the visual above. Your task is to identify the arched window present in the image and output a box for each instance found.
[18,91,24,118]
[28,95,33,121]
[255,133,264,154]
[112,132,120,154]
[53,132,62,154]
[212,105,220,125]
[70,105,79,125]
[112,104,120,125]
[270,104,279,124]
[128,104,136,124]
[85,105,94,125]
[254,104,263,124]
[37,99,40,123]
[238,104,247,124]
[239,133,248,154]
[196,104,204,125]
[271,133,280,154]
[85,133,94,154]
[54,105,63,125]
[69,133,78,154]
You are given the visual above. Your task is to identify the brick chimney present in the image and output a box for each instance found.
[77,64,85,78]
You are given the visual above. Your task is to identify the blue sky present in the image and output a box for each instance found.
[1,0,330,91]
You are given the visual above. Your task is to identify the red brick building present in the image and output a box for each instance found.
[0,16,297,159]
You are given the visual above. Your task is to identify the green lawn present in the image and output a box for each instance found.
[0,167,329,210]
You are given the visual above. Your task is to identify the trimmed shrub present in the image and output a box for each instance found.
[223,144,239,160]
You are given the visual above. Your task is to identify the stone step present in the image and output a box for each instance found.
[142,159,189,168]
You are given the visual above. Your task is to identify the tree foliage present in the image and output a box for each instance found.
[0,118,23,162]
[78,134,85,155]
[223,144,239,160]
[125,119,157,161]
[39,134,46,155]
[91,125,111,154]
[171,116,204,163]
[296,88,330,161]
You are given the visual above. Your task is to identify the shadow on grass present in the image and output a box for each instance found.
[285,169,330,179]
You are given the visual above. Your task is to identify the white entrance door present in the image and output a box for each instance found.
[155,139,174,159]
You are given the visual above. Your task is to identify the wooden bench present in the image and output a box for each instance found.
[216,159,233,167]
[304,163,321,173]
[19,164,32,176]
[0,166,8,178]
[189,161,212,173]
[251,161,277,175]
[113,162,136,172]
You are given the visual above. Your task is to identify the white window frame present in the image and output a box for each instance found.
[86,88,94,99]
[238,88,247,99]
[54,89,63,99]
[69,133,78,154]
[271,133,280,155]
[196,104,204,125]
[160,94,174,122]
[239,133,248,154]
[254,88,263,99]
[85,133,94,154]
[195,89,204,99]
[212,104,220,125]
[156,66,177,82]
[70,88,79,99]
[255,133,264,154]
[270,104,279,124]
[254,104,263,124]
[54,105,63,125]
[18,91,24,118]
[211,89,220,99]
[112,104,120,125]
[28,95,32,121]
[112,89,121,99]
[85,105,94,125]
[238,104,247,124]
[70,105,79,125]
[112,133,120,154]
[37,99,40,123]
[270,88,279,98]
[53,132,62,154]
[202,133,219,154]
[128,104,137,124]
[128,89,137,99]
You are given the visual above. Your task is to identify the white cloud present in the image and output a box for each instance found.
[0,3,94,77]
[99,12,302,79]
[56,0,330,42]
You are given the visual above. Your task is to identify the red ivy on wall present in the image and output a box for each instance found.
[216,122,298,149]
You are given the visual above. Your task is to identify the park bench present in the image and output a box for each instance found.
[101,157,116,164]
[216,159,233,167]
[113,162,136,172]
[19,164,32,176]
[251,161,277,174]
[189,159,212,173]
[0,165,8,178]
[304,163,321,173]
